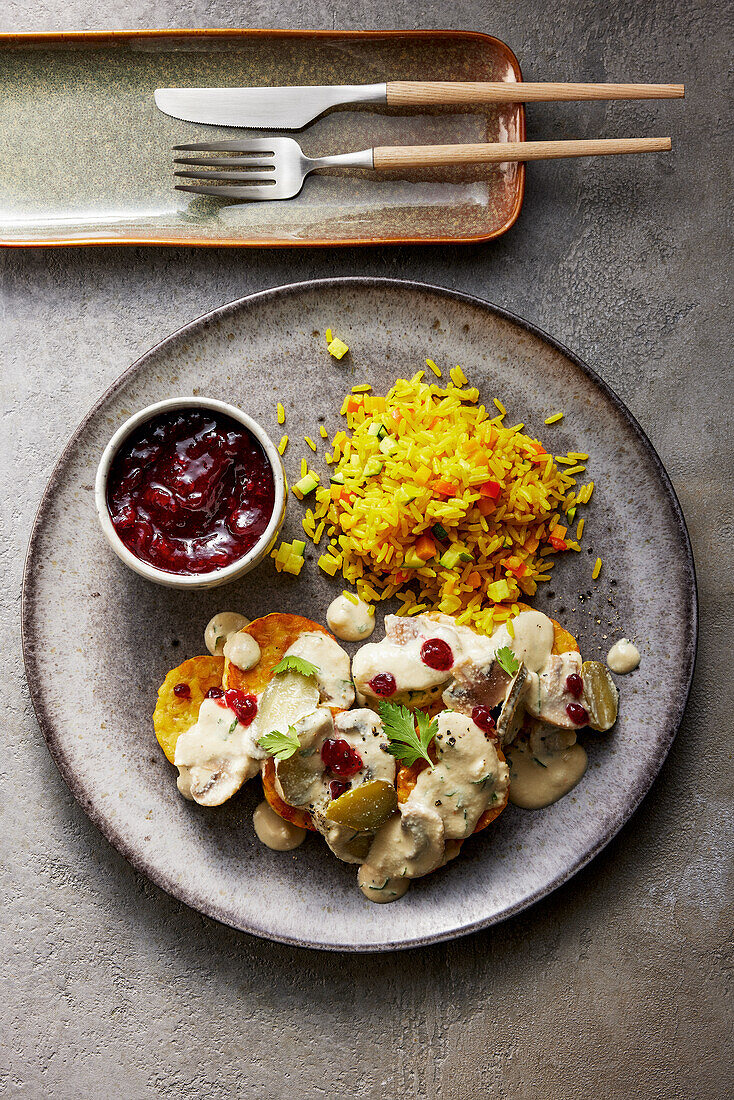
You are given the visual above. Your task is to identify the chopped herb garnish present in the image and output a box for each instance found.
[496,646,520,677]
[271,654,320,678]
[532,756,548,768]
[379,701,437,768]
[215,634,225,650]
[227,718,239,735]
[257,726,301,761]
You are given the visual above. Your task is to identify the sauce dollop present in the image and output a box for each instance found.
[106,408,275,575]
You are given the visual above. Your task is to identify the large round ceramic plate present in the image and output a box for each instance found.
[22,279,696,951]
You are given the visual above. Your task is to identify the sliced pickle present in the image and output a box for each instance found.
[325,780,398,831]
[582,661,620,731]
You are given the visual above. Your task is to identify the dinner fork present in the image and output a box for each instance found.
[173,135,671,201]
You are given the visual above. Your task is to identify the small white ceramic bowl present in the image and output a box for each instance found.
[95,397,287,589]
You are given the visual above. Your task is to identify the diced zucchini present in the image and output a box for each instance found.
[329,471,345,485]
[293,472,319,499]
[363,456,384,477]
[432,523,449,541]
[379,436,398,455]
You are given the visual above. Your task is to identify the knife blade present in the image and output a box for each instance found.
[154,84,388,130]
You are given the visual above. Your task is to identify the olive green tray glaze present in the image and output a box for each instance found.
[0,28,525,248]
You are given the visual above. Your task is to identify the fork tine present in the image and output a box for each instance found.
[173,155,275,168]
[174,170,277,184]
[175,183,276,201]
[173,138,279,152]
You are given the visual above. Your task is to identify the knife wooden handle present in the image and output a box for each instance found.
[385,81,685,106]
[372,137,672,170]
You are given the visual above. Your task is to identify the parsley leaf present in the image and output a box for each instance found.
[379,700,436,768]
[227,718,239,735]
[271,655,320,678]
[257,726,301,761]
[496,646,520,677]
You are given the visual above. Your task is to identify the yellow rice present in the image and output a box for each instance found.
[298,370,591,635]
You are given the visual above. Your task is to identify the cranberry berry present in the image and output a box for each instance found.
[223,688,258,727]
[368,672,397,697]
[566,702,589,726]
[565,673,584,699]
[329,780,350,800]
[471,705,497,738]
[321,738,363,778]
[173,682,191,699]
[420,638,454,671]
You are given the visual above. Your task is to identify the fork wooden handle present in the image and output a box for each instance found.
[372,137,671,170]
[386,81,684,106]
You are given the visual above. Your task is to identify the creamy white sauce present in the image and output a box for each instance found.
[352,610,557,706]
[507,739,588,809]
[607,638,640,674]
[204,612,249,656]
[358,802,445,902]
[174,697,260,806]
[223,631,261,671]
[358,710,509,903]
[505,610,556,672]
[253,800,306,851]
[412,711,508,840]
[352,614,488,703]
[285,632,355,711]
[326,593,376,641]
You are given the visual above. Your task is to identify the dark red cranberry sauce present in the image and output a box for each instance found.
[368,672,397,697]
[565,673,584,699]
[106,408,275,575]
[420,637,454,671]
[329,780,350,800]
[321,739,363,778]
[173,682,191,699]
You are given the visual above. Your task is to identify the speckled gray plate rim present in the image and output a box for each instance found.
[21,278,698,952]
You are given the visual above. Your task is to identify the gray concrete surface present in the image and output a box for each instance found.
[1,2,731,1097]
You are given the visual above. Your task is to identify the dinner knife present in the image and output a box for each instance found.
[154,81,684,130]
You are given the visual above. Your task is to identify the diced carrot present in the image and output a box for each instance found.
[477,498,496,516]
[479,480,502,499]
[505,557,528,579]
[414,534,435,560]
[549,537,567,551]
[549,524,568,539]
[467,571,482,588]
[390,408,403,424]
[434,480,458,497]
[394,570,409,584]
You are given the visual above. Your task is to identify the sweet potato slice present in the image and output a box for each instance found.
[153,655,224,764]
[225,613,346,830]
[261,757,316,832]
[223,613,333,695]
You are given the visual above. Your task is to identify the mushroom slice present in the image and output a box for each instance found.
[441,657,512,715]
[174,697,260,807]
[495,665,529,745]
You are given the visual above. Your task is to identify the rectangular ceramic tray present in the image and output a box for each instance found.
[0,28,525,247]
